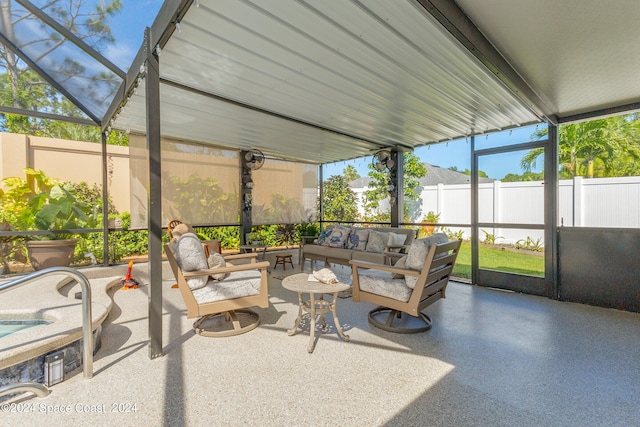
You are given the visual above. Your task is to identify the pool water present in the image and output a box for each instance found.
[0,320,51,338]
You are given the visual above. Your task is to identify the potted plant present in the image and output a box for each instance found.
[420,211,441,237]
[0,168,97,270]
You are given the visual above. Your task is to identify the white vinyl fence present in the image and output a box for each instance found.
[353,176,640,246]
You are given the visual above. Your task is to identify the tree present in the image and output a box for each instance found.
[448,166,489,178]
[501,171,544,182]
[525,115,640,178]
[0,0,123,142]
[321,174,360,222]
[343,164,360,183]
[362,152,427,222]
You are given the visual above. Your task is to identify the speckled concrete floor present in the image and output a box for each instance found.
[2,255,640,427]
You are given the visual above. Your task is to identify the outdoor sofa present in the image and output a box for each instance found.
[301,225,416,268]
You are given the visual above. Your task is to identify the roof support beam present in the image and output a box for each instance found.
[558,101,640,124]
[145,27,163,360]
[0,105,94,126]
[416,0,558,125]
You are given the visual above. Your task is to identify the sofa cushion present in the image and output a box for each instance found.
[303,244,332,257]
[365,230,388,253]
[327,226,351,248]
[174,233,209,290]
[405,233,448,288]
[372,227,416,246]
[317,227,334,246]
[351,250,386,264]
[386,232,408,252]
[347,228,369,251]
[325,247,354,261]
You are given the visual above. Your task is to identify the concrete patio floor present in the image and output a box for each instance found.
[2,252,640,426]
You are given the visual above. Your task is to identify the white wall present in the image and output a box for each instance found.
[353,176,640,246]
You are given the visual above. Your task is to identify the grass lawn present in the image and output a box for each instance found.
[453,242,544,279]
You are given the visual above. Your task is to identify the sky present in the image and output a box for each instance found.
[323,124,546,181]
[104,1,164,71]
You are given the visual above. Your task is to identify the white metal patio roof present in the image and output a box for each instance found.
[2,0,639,165]
[107,0,640,164]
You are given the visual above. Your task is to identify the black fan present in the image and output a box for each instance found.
[372,149,394,171]
[244,149,265,170]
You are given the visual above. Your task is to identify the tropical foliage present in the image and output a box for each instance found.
[362,152,426,222]
[524,114,640,179]
[321,174,361,222]
[0,0,127,145]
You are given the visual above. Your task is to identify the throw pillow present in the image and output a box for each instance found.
[347,228,369,250]
[365,230,387,253]
[386,232,407,252]
[392,255,407,279]
[317,227,334,246]
[207,252,229,281]
[174,233,209,290]
[171,223,195,241]
[404,233,448,288]
[327,226,350,248]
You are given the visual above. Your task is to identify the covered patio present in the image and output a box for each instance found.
[1,1,640,424]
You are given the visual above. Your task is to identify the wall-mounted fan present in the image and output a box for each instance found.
[244,149,265,170]
[372,149,394,171]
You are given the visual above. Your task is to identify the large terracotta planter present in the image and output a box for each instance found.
[26,239,77,271]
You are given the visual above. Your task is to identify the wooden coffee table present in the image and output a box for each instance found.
[282,273,350,353]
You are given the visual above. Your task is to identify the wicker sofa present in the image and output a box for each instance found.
[301,226,416,268]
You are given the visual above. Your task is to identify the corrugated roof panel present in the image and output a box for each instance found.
[116,82,381,164]
[148,0,540,160]
[114,0,544,164]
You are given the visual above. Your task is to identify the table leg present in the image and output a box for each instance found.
[331,292,350,342]
[307,292,317,353]
[319,294,327,331]
[287,293,304,336]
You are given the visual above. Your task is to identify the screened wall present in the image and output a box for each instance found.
[129,135,318,229]
[251,159,318,225]
[129,135,241,229]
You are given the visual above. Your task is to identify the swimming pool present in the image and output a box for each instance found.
[0,319,51,338]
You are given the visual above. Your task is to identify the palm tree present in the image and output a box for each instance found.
[524,115,640,178]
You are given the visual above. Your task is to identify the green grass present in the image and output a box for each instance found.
[453,242,544,279]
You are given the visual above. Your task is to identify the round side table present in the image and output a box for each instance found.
[282,273,351,353]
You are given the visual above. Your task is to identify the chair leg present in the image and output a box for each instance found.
[368,306,432,334]
[193,309,261,337]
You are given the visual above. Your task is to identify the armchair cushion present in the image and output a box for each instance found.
[207,252,230,281]
[358,269,413,302]
[174,233,209,290]
[392,255,407,279]
[405,233,448,288]
[191,270,261,304]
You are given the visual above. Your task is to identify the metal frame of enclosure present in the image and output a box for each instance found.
[1,0,639,359]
